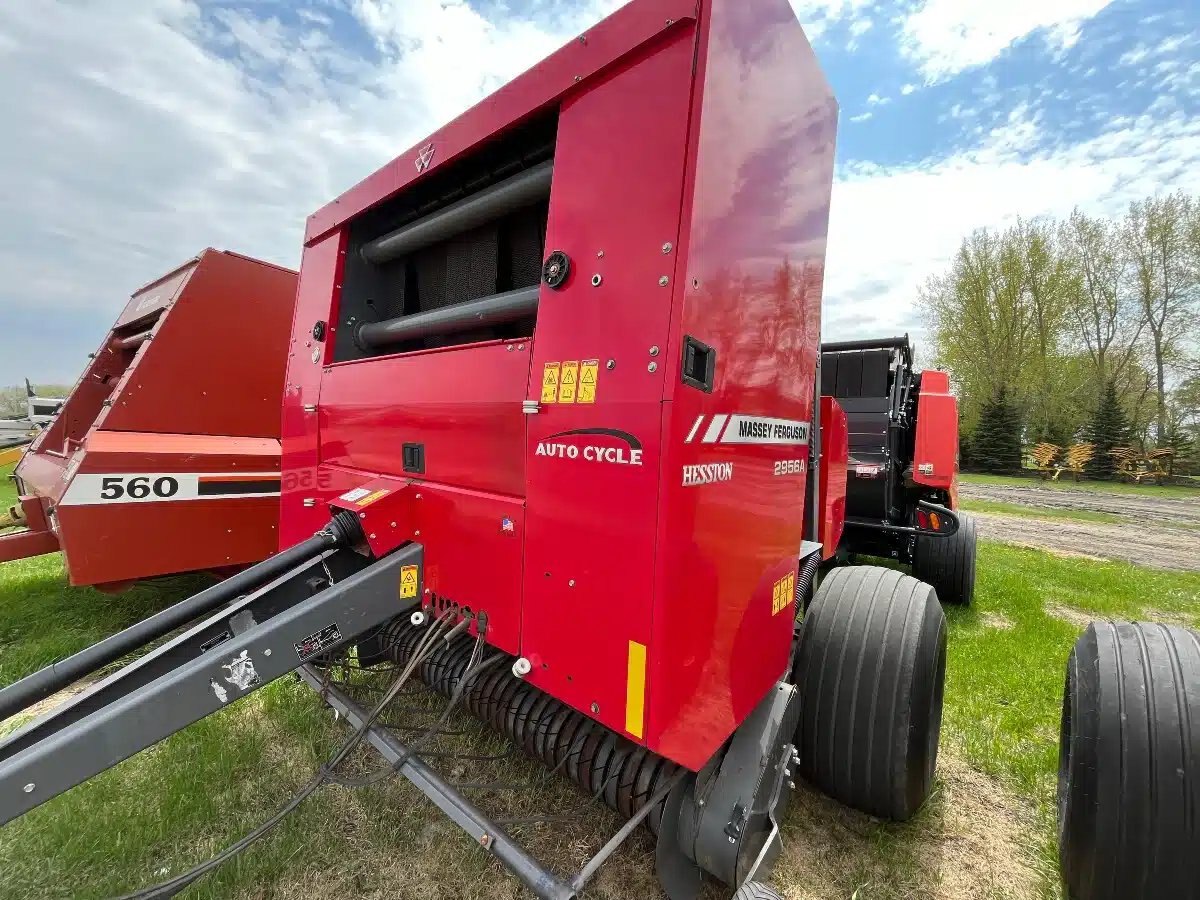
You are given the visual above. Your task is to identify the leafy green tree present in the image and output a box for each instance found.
[1084,380,1132,480]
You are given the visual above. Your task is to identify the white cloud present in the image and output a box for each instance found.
[0,0,621,382]
[866,92,889,105]
[900,83,918,95]
[900,0,1117,82]
[823,103,1200,341]
[849,111,873,123]
[786,0,872,42]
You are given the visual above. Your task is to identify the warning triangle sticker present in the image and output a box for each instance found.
[401,570,417,584]
[562,369,576,384]
[581,368,596,383]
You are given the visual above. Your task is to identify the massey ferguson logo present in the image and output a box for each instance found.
[535,428,643,466]
[415,143,436,172]
[682,462,733,486]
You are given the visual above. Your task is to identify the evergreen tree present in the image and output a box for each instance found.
[1084,380,1131,479]
[970,387,1023,473]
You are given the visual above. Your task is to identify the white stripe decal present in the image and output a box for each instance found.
[718,415,809,445]
[701,415,728,444]
[60,472,280,507]
[684,415,705,443]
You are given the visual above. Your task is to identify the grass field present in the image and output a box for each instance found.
[959,471,1198,497]
[2,541,1197,900]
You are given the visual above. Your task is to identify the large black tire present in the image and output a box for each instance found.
[1058,621,1200,900]
[732,883,784,900]
[793,565,947,820]
[913,512,976,606]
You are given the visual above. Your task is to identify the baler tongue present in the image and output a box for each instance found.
[0,510,421,825]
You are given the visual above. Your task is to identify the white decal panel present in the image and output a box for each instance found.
[60,472,281,506]
[684,415,810,446]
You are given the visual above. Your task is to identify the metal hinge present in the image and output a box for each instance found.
[522,400,540,415]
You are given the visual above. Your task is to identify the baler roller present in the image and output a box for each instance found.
[361,160,554,265]
[354,285,540,350]
[380,617,680,834]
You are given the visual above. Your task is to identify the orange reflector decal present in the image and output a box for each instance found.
[930,512,941,531]
[625,641,647,739]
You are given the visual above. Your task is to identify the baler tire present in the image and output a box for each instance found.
[1057,621,1200,900]
[731,882,784,900]
[794,565,946,821]
[913,512,977,606]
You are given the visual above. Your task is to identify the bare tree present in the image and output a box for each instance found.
[1125,191,1199,444]
[1060,209,1144,391]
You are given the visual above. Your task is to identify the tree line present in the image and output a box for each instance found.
[920,190,1200,476]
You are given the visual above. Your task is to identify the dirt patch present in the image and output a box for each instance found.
[971,511,1200,571]
[2,676,99,731]
[236,724,1044,900]
[980,612,1016,630]
[1045,603,1098,629]
[960,482,1200,528]
[777,750,1042,899]
[1138,607,1198,628]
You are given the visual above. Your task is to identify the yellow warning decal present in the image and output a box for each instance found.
[625,640,647,738]
[541,362,560,404]
[558,361,579,404]
[399,565,419,599]
[578,359,599,404]
[357,489,391,508]
[771,570,797,616]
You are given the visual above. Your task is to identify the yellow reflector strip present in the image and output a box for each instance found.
[625,641,647,739]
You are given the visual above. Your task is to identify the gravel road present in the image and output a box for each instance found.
[959,481,1200,570]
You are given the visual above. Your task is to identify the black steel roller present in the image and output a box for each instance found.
[378,617,680,833]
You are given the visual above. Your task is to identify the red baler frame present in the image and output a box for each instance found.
[4,250,297,588]
[279,0,836,772]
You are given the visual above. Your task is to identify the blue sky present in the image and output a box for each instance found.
[0,0,1197,385]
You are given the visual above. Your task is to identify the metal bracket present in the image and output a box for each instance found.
[0,544,423,824]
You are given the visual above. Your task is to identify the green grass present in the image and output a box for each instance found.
[960,471,1198,497]
[0,554,206,685]
[940,543,1200,895]
[958,497,1125,524]
[1,541,1198,899]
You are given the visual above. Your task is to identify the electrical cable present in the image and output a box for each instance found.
[112,609,457,900]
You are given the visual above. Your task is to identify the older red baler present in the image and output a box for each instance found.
[3,2,1185,899]
[2,250,296,588]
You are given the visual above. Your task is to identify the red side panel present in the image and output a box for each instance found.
[648,0,838,769]
[819,396,847,558]
[913,370,957,494]
[100,251,297,439]
[279,233,345,549]
[518,25,697,742]
[318,343,528,498]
